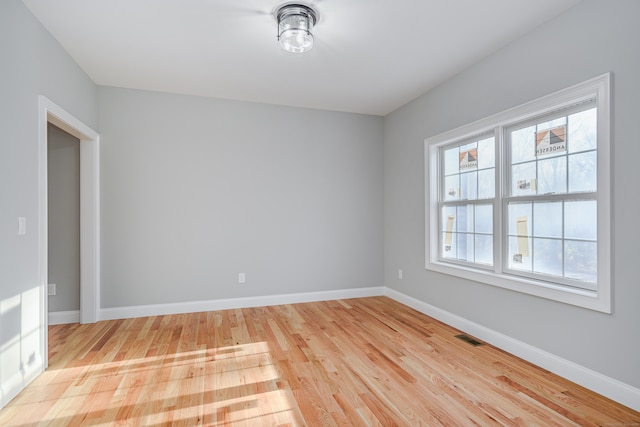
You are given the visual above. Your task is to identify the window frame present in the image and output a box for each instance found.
[437,133,497,270]
[425,73,611,313]
[502,102,598,291]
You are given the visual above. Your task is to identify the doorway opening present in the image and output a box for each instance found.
[38,96,100,368]
[47,124,81,323]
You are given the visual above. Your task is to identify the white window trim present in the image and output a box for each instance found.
[425,73,611,313]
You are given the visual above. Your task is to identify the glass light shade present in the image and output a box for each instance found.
[279,28,313,53]
[276,4,317,53]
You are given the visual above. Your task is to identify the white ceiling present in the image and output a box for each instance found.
[23,0,581,116]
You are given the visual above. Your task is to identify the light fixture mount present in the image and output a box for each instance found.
[275,3,319,53]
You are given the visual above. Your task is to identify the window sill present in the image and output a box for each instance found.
[426,260,611,313]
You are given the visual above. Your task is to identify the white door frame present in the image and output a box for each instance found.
[38,96,100,365]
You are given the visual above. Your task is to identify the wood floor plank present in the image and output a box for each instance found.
[1,296,638,426]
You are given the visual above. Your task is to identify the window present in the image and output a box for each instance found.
[440,135,495,267]
[425,74,611,313]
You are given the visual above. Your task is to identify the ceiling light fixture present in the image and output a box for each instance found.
[275,3,319,54]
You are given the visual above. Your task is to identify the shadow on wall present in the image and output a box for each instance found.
[0,286,42,407]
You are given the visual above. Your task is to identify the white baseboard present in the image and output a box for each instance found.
[384,288,640,413]
[0,355,43,409]
[99,286,385,321]
[48,310,80,325]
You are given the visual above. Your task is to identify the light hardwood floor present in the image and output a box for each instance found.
[1,297,638,426]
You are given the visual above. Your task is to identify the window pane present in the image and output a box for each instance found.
[565,200,597,240]
[508,203,532,236]
[477,137,495,169]
[537,156,567,194]
[565,240,597,282]
[442,206,457,232]
[568,152,596,193]
[537,117,566,133]
[533,202,562,238]
[512,162,537,196]
[536,124,567,158]
[460,141,476,153]
[459,147,478,173]
[442,207,456,256]
[444,175,460,201]
[457,205,474,233]
[444,147,459,176]
[459,171,478,200]
[508,202,532,269]
[442,232,457,258]
[568,108,597,153]
[475,234,493,265]
[508,236,532,271]
[478,169,495,199]
[475,204,493,234]
[511,125,536,164]
[533,238,563,277]
[457,233,474,262]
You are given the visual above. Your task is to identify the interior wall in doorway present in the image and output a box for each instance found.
[48,123,80,313]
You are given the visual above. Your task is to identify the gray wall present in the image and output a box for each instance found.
[384,0,640,388]
[0,0,97,407]
[98,87,384,308]
[47,124,80,313]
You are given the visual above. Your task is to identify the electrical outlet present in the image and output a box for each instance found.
[398,269,403,280]
[18,217,26,235]
[238,273,246,284]
[48,283,56,296]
